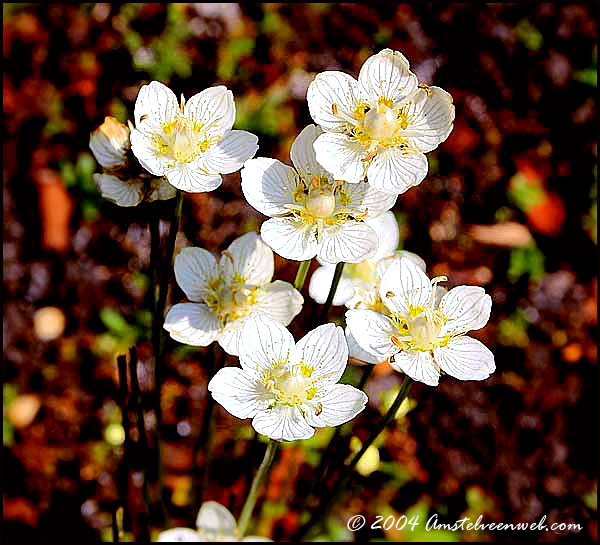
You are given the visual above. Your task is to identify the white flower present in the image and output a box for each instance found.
[241,124,397,264]
[130,81,258,193]
[156,501,272,542]
[307,49,455,194]
[164,233,303,356]
[208,314,368,442]
[346,257,494,386]
[89,116,176,206]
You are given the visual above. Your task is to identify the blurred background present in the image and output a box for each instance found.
[2,3,597,542]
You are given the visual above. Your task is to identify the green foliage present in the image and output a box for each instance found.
[583,167,597,243]
[508,172,545,212]
[235,92,294,137]
[497,308,531,348]
[60,152,101,221]
[514,19,543,51]
[217,37,256,81]
[508,242,545,283]
[574,46,597,87]
[3,384,18,447]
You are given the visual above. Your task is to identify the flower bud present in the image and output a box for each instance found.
[89,116,130,170]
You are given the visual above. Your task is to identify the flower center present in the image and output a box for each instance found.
[262,364,317,408]
[363,103,400,141]
[391,308,447,352]
[158,116,209,163]
[204,278,257,327]
[305,187,337,218]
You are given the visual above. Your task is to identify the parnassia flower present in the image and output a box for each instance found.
[241,124,397,263]
[156,501,272,542]
[130,81,258,193]
[164,233,303,356]
[208,314,368,442]
[89,116,176,206]
[307,48,455,194]
[346,257,495,386]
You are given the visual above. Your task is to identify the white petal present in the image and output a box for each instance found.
[318,222,378,264]
[241,157,298,217]
[89,119,129,169]
[375,249,427,282]
[238,314,296,378]
[434,336,495,381]
[358,49,418,104]
[174,247,218,302]
[313,132,366,183]
[200,130,259,175]
[220,232,274,286]
[403,86,455,153]
[438,286,492,336]
[304,383,368,428]
[306,71,361,132]
[379,257,432,316]
[364,211,399,262]
[390,351,440,386]
[294,324,348,385]
[129,128,167,176]
[196,501,237,535]
[253,281,304,325]
[208,367,268,419]
[345,309,397,362]
[93,174,143,207]
[164,162,222,193]
[346,326,381,364]
[241,537,273,542]
[367,149,428,195]
[308,265,355,306]
[290,124,330,179]
[184,85,235,138]
[134,81,179,134]
[164,303,219,346]
[217,323,244,356]
[157,528,201,542]
[343,182,398,220]
[252,406,314,442]
[261,217,318,261]
[147,177,177,201]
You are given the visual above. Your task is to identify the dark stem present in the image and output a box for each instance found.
[294,259,312,291]
[116,355,132,533]
[318,262,345,323]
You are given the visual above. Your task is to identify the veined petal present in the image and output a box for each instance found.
[307,71,361,132]
[147,177,177,201]
[346,326,381,364]
[253,281,304,326]
[196,501,237,536]
[164,162,222,193]
[294,324,348,386]
[156,528,201,542]
[318,221,377,264]
[174,247,218,302]
[252,405,314,442]
[241,157,298,217]
[261,217,318,261]
[345,309,398,361]
[358,49,418,105]
[238,314,296,378]
[390,351,440,386]
[313,132,366,183]
[129,128,167,176]
[343,181,398,219]
[367,148,428,195]
[134,81,179,135]
[93,174,143,207]
[89,117,129,169]
[375,249,426,281]
[208,367,269,420]
[164,303,219,346]
[217,323,244,356]
[184,85,235,138]
[304,383,368,428]
[200,130,259,175]
[438,286,492,336]
[434,336,495,381]
[364,211,400,262]
[290,124,330,179]
[220,232,274,286]
[379,255,432,316]
[308,265,355,306]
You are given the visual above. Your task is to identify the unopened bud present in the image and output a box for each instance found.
[89,116,130,170]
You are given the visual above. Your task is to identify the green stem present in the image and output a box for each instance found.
[294,375,412,541]
[238,440,278,537]
[294,259,312,291]
[319,262,345,323]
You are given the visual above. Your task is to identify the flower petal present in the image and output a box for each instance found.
[163,303,219,346]
[252,406,314,442]
[304,383,368,428]
[260,217,318,261]
[241,537,273,542]
[93,174,143,207]
[379,256,432,316]
[163,163,223,193]
[129,128,167,176]
[345,309,398,362]
[196,501,237,536]
[220,232,274,286]
[157,528,201,542]
[184,85,235,138]
[241,157,298,217]
[134,81,179,135]
[308,265,355,306]
[253,281,304,326]
[390,351,440,386]
[318,221,378,264]
[89,118,129,169]
[174,247,218,302]
[364,211,399,262]
[342,182,398,220]
[147,178,177,201]
[434,336,495,381]
[346,326,381,364]
[367,148,428,195]
[290,124,330,179]
[307,71,361,132]
[313,132,366,183]
[358,49,418,104]
[375,249,426,282]
[217,323,244,356]
[438,286,492,335]
[208,367,268,420]
[200,130,259,175]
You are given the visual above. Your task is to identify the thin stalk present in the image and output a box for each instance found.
[111,508,120,542]
[237,440,278,537]
[318,262,345,323]
[294,376,412,541]
[294,259,312,291]
[116,355,131,533]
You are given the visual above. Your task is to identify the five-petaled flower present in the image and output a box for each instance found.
[208,314,368,442]
[163,233,303,356]
[241,124,397,263]
[130,81,258,193]
[346,257,495,386]
[307,49,455,194]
